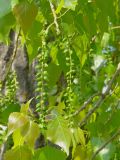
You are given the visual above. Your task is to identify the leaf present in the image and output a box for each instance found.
[71,128,85,147]
[0,0,11,18]
[12,121,39,149]
[71,127,85,156]
[13,1,38,33]
[101,32,110,48]
[0,13,15,41]
[33,146,66,160]
[24,121,40,149]
[50,46,59,65]
[64,0,78,10]
[91,137,116,160]
[7,112,28,136]
[4,146,33,160]
[47,63,61,87]
[26,20,43,62]
[12,129,25,148]
[73,145,89,160]
[46,115,71,155]
[11,0,19,8]
[73,34,88,67]
[0,103,20,124]
[20,99,33,114]
[56,0,64,14]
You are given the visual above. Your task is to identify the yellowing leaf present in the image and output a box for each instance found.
[71,128,85,146]
[7,112,28,136]
[71,127,85,155]
[56,0,64,14]
[12,129,24,148]
[20,99,33,114]
[4,146,33,160]
[13,1,38,33]
[25,121,40,149]
[73,145,89,160]
[12,121,39,149]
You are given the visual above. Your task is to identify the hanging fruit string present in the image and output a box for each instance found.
[5,71,18,103]
[63,38,75,122]
[35,29,49,129]
[0,71,18,111]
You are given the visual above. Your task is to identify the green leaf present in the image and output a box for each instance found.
[4,146,33,160]
[47,63,61,87]
[33,146,66,160]
[0,13,15,41]
[7,112,28,136]
[91,137,116,160]
[13,1,38,33]
[50,46,59,65]
[0,103,20,124]
[26,20,43,62]
[0,0,11,18]
[46,115,71,155]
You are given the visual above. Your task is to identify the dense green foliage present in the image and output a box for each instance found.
[0,0,120,160]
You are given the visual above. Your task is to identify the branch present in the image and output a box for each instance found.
[111,26,120,30]
[14,44,30,104]
[4,29,15,62]
[2,28,21,84]
[79,63,120,127]
[72,93,99,117]
[91,129,120,160]
[49,0,60,34]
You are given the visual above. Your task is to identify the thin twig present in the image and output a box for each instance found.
[72,93,99,117]
[49,0,60,34]
[79,63,120,127]
[57,9,70,19]
[91,129,120,160]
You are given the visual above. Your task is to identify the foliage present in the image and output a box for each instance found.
[0,0,120,160]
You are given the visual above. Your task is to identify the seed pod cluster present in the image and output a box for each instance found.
[64,40,75,120]
[5,71,18,103]
[35,31,48,129]
[0,71,18,111]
